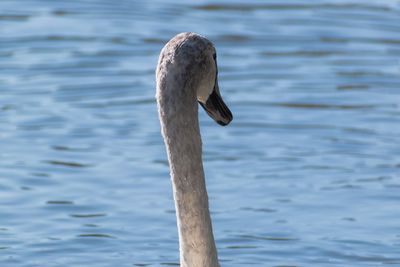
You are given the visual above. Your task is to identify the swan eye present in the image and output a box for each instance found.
[213,53,218,75]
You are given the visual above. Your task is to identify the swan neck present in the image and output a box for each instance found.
[157,85,219,267]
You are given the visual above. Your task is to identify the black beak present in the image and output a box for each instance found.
[199,82,233,126]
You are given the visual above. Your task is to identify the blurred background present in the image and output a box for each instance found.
[1,0,400,266]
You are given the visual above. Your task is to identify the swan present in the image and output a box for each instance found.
[156,32,233,267]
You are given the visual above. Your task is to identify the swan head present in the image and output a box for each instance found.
[192,35,233,127]
[157,32,233,126]
[197,51,233,126]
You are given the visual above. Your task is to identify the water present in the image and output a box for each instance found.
[1,0,400,266]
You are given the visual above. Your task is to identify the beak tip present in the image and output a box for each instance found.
[216,115,233,126]
[217,120,228,126]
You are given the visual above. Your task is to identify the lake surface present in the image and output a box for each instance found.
[1,0,400,266]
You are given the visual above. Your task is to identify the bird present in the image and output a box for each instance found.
[156,32,233,267]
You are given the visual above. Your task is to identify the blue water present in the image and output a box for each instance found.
[1,0,400,266]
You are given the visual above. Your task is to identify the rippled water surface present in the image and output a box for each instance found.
[1,0,400,266]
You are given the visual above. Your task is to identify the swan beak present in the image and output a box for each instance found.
[199,83,233,126]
